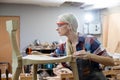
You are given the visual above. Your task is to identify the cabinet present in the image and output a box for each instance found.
[0,16,20,73]
[83,23,101,34]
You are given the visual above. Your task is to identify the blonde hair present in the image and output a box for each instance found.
[57,13,78,32]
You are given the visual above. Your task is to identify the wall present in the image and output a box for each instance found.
[101,5,120,53]
[0,3,101,52]
[83,10,102,41]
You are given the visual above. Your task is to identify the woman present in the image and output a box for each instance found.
[52,13,114,80]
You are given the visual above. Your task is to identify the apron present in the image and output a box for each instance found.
[77,59,107,80]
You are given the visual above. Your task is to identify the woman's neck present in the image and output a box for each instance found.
[67,32,78,44]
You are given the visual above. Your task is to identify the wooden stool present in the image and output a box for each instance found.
[0,62,9,80]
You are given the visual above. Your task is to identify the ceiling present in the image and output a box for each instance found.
[0,0,120,10]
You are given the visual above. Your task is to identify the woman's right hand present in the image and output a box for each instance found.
[73,50,91,60]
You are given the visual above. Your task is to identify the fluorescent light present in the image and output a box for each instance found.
[84,12,93,23]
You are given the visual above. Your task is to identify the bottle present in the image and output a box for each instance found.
[26,47,32,55]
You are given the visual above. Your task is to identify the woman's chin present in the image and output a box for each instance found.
[59,34,64,36]
[58,33,64,36]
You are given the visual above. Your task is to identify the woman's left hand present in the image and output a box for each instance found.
[73,50,91,60]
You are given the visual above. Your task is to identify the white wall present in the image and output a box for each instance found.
[0,3,101,52]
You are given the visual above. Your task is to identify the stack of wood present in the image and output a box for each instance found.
[103,59,120,80]
[103,42,120,80]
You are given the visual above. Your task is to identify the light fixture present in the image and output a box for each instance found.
[84,12,93,23]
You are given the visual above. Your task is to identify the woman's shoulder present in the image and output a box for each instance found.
[80,34,95,38]
[79,34,96,41]
[79,34,99,45]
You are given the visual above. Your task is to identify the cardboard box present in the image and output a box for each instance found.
[46,76,61,80]
[20,74,32,80]
[1,78,12,80]
[20,76,32,80]
[117,74,120,80]
[46,73,74,80]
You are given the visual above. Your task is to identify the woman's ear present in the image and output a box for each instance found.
[67,25,72,31]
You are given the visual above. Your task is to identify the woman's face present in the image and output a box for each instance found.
[56,22,70,36]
